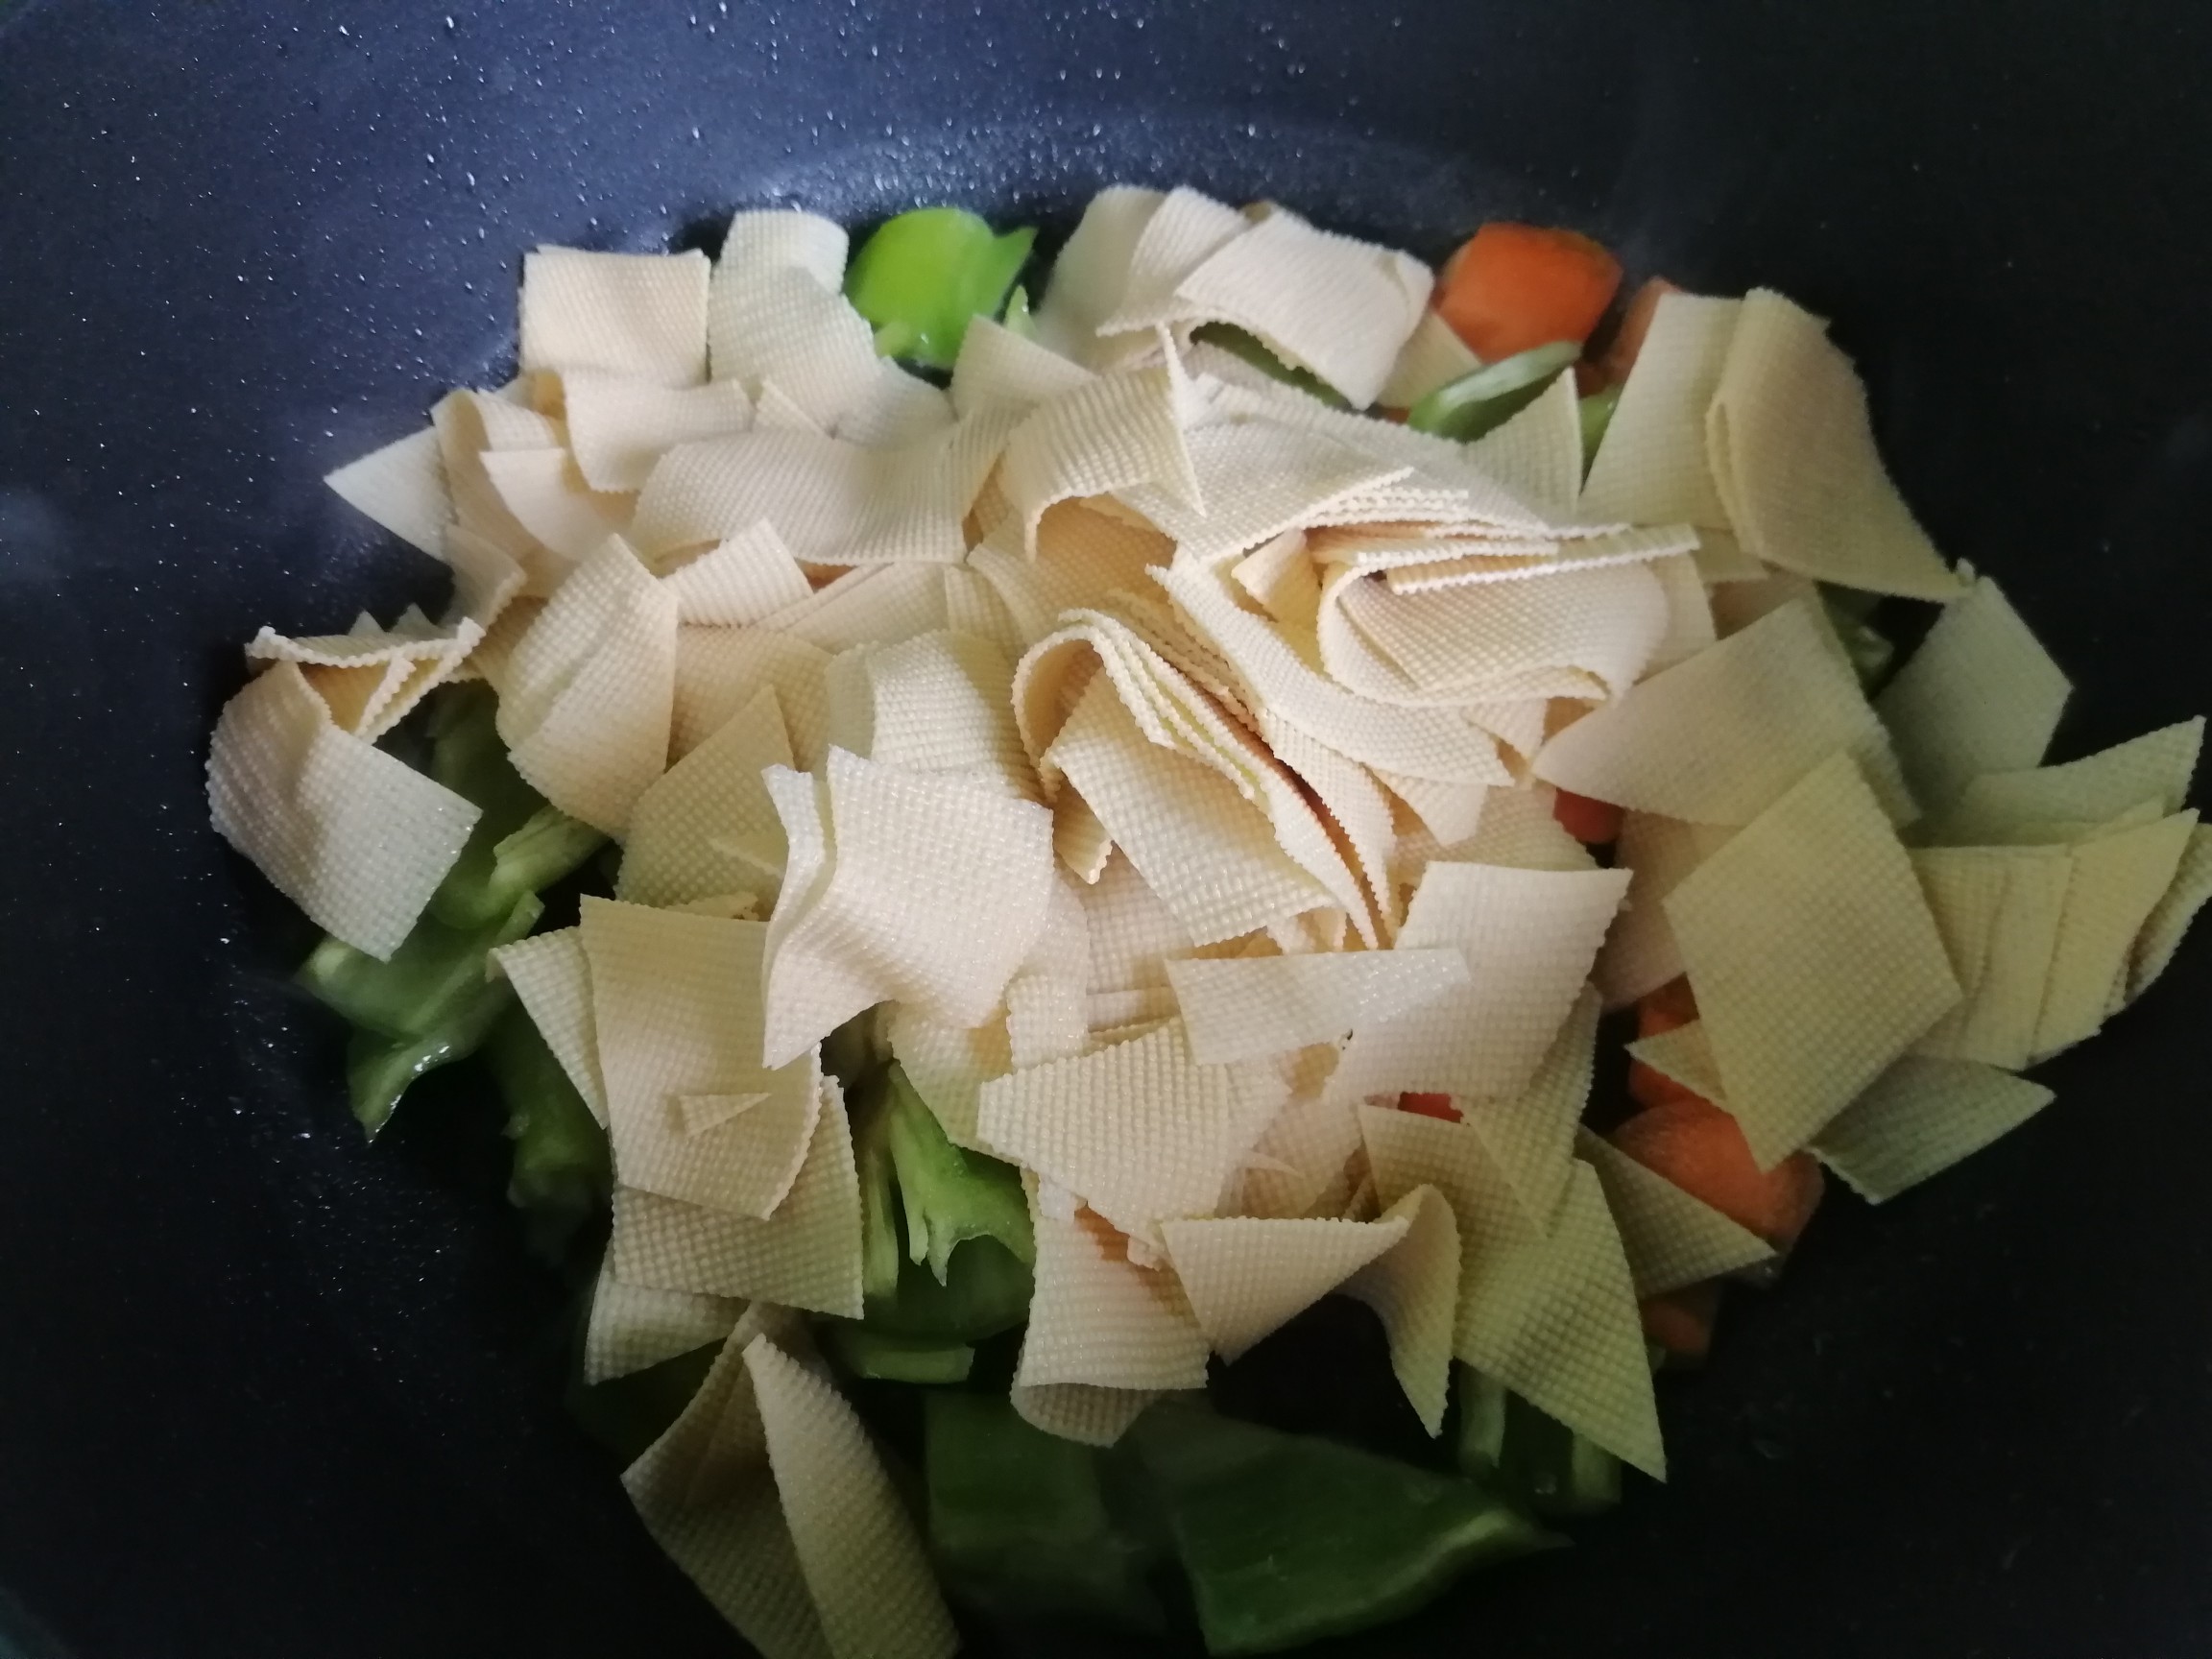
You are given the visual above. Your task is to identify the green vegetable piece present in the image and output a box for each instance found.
[310,889,543,1135]
[299,891,541,1040]
[480,805,605,918]
[1578,382,1623,469]
[821,1325,975,1384]
[424,685,603,930]
[426,680,530,800]
[883,1065,1034,1280]
[925,1392,1166,1631]
[1452,1364,1514,1485]
[1133,1401,1558,1654]
[1001,282,1037,341]
[845,206,1037,370]
[1545,1431,1623,1518]
[855,1083,907,1305]
[486,1005,612,1261]
[345,998,506,1137]
[873,318,925,360]
[1407,340,1582,443]
[854,1070,1032,1337]
[871,1237,1034,1343]
[1496,1401,1623,1519]
[1190,323,1352,410]
[1820,586,1897,688]
[1451,1364,1623,1520]
[567,1339,720,1468]
[303,685,605,1137]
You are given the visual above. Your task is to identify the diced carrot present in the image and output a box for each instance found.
[1636,977,1701,1040]
[1399,1092,1462,1123]
[1627,1058,1711,1115]
[1620,975,1825,1248]
[1631,980,1716,1109]
[1595,276,1683,385]
[1641,1281,1721,1363]
[1433,224,1623,363]
[1610,1098,1826,1249]
[1551,788,1623,847]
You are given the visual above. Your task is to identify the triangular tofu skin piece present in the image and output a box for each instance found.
[1706,289,1963,600]
[584,900,823,1219]
[1811,1057,2055,1203]
[489,927,609,1124]
[1009,1381,1166,1449]
[1907,846,2071,1070]
[1166,949,1469,1065]
[520,247,709,387]
[1664,753,1962,1167]
[1594,812,1738,1010]
[1575,1129,1773,1298]
[660,520,812,626]
[759,749,1055,1066]
[976,1020,1288,1248]
[619,683,794,910]
[1580,293,1740,529]
[1461,986,1602,1231]
[583,1259,743,1384]
[1044,676,1333,947]
[1362,1106,1662,1479]
[1161,1211,1412,1360]
[608,1076,863,1318]
[1874,574,2070,813]
[1157,204,1431,407]
[325,424,451,557]
[206,660,478,960]
[494,536,679,835]
[1114,420,1408,568]
[564,373,755,493]
[1341,1185,1463,1436]
[744,1337,960,1659]
[1534,599,1911,828]
[1930,718,2203,847]
[1625,1018,1727,1106]
[1017,1198,1211,1392]
[2032,810,2199,1058]
[2128,825,2212,1002]
[621,1307,830,1659]
[1334,861,1628,1105]
[1464,372,1584,522]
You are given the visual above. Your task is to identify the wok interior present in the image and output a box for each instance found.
[1,3,2208,1656]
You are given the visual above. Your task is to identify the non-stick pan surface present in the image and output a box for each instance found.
[3,3,2210,1656]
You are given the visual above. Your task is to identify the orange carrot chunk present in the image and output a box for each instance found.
[1641,1281,1721,1363]
[1551,788,1623,847]
[1610,1098,1826,1250]
[1626,1058,1711,1115]
[1433,224,1623,363]
[1398,1092,1462,1123]
[1630,979,1714,1110]
[1595,276,1684,385]
[1636,977,1701,1041]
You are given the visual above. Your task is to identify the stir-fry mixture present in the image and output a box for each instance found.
[207,185,2212,1656]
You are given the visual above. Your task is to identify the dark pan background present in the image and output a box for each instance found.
[3,2,2210,1656]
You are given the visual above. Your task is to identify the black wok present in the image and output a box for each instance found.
[2,2,2209,1655]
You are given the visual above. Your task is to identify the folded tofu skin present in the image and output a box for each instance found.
[205,191,2203,1659]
